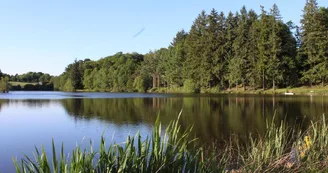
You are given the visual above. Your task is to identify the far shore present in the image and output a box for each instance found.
[69,85,328,96]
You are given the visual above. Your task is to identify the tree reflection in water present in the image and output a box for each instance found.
[56,95,328,144]
[0,95,327,144]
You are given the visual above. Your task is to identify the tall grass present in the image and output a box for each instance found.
[13,113,328,173]
[13,112,226,173]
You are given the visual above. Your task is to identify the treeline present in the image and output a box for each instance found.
[10,72,54,91]
[52,54,145,92]
[10,84,54,91]
[54,1,328,93]
[0,70,54,91]
[0,70,10,80]
[0,70,54,84]
[9,72,53,83]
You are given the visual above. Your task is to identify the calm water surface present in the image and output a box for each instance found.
[0,91,328,172]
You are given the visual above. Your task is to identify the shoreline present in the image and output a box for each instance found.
[67,86,328,96]
[146,85,328,96]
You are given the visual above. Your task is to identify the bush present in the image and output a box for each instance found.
[133,76,146,92]
[201,87,221,93]
[183,79,198,93]
[63,79,74,92]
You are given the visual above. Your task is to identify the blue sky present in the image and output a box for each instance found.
[0,0,327,75]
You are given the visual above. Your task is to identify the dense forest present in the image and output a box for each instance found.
[2,1,328,93]
[52,1,328,93]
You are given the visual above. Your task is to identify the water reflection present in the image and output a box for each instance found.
[0,94,327,144]
[58,95,328,143]
[1,94,328,172]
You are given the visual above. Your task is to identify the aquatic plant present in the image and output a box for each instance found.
[12,113,328,172]
[13,112,227,173]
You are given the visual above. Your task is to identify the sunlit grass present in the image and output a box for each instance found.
[9,82,38,87]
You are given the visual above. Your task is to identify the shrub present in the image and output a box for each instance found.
[183,79,198,93]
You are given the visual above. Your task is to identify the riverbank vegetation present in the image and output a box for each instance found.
[48,0,328,94]
[13,114,328,172]
[10,82,54,91]
[0,76,10,93]
[0,71,54,91]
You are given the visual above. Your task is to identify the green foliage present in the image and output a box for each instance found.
[54,53,144,92]
[300,0,328,87]
[0,72,55,91]
[63,79,73,92]
[70,59,83,91]
[133,76,149,92]
[183,11,210,89]
[51,1,328,93]
[9,72,53,83]
[183,79,197,93]
[165,30,187,87]
[0,76,10,92]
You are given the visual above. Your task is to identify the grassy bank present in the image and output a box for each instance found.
[147,85,328,95]
[9,82,38,87]
[222,85,328,95]
[12,112,328,172]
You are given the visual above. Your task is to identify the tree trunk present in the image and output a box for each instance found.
[273,79,275,91]
[322,78,324,87]
[310,65,313,88]
[228,80,231,90]
[157,74,160,88]
[152,73,156,88]
[262,69,265,91]
[243,80,246,91]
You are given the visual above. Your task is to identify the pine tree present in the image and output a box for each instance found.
[166,30,187,87]
[300,2,328,87]
[206,9,226,88]
[268,4,283,90]
[184,10,208,90]
[258,6,271,90]
[280,22,298,87]
[224,12,238,89]
[315,7,328,86]
[300,0,319,87]
[247,10,260,89]
[231,6,250,90]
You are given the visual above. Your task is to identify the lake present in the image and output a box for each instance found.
[0,91,327,172]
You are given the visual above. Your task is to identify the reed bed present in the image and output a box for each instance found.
[13,113,328,173]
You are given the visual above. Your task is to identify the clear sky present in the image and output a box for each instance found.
[0,0,327,76]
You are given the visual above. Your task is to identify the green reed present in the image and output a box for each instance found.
[13,111,226,173]
[12,113,328,173]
